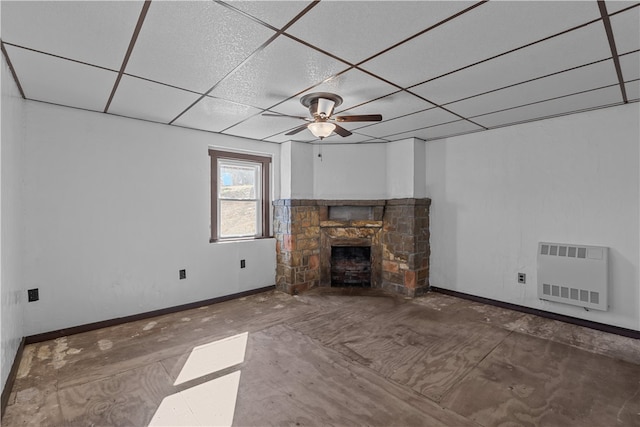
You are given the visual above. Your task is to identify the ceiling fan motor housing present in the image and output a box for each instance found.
[301,92,343,120]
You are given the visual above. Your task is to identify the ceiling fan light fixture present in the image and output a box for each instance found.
[308,122,336,139]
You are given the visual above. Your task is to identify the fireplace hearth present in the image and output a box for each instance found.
[274,198,430,297]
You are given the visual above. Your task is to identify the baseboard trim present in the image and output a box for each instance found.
[430,287,639,340]
[1,337,26,419]
[25,285,276,345]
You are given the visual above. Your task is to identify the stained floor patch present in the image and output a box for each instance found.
[98,339,113,351]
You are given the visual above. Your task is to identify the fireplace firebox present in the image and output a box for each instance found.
[331,246,372,287]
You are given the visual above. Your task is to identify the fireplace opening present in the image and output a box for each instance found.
[331,246,371,287]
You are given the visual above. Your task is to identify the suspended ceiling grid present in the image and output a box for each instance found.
[1,1,638,144]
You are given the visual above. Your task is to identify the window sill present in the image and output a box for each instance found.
[210,236,274,244]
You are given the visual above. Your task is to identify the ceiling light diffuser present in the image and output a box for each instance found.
[308,122,336,139]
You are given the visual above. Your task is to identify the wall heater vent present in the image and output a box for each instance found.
[537,242,608,311]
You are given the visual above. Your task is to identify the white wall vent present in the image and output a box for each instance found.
[537,242,608,311]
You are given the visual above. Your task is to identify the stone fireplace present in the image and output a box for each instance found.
[273,198,430,297]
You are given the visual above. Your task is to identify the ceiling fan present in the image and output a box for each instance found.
[263,92,382,139]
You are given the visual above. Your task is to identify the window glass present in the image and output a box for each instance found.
[218,160,261,238]
[209,150,271,242]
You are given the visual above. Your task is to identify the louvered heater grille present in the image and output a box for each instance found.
[537,242,608,311]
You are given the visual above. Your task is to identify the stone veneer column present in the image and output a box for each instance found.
[273,200,321,294]
[381,198,431,297]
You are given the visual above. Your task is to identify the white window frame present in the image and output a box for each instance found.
[209,149,271,242]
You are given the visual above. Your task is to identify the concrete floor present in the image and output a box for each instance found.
[3,288,640,426]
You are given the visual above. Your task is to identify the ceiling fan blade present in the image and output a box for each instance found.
[262,113,309,121]
[333,124,352,137]
[285,123,310,136]
[335,114,383,122]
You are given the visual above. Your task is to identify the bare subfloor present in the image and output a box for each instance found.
[3,288,640,426]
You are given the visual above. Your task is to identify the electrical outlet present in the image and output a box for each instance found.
[28,288,39,302]
[179,269,186,280]
[518,273,526,284]
[240,259,246,269]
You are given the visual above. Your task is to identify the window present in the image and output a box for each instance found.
[209,149,271,242]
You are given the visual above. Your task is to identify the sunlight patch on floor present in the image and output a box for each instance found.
[149,371,242,427]
[149,332,248,426]
[174,332,248,386]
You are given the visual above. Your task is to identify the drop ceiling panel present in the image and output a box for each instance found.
[361,1,602,88]
[336,90,436,122]
[447,60,618,118]
[264,132,315,144]
[473,86,623,128]
[610,7,640,54]
[173,96,262,133]
[223,1,312,29]
[605,1,637,13]
[626,80,640,100]
[392,119,483,142]
[2,1,637,145]
[352,107,460,138]
[6,46,116,112]
[352,139,391,145]
[271,68,398,116]
[1,1,142,70]
[411,23,612,106]
[302,131,386,145]
[223,111,313,142]
[285,1,474,64]
[207,36,347,110]
[620,51,640,80]
[126,1,275,93]
[108,76,201,124]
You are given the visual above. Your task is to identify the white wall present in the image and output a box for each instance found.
[426,104,640,331]
[21,102,281,336]
[1,54,26,390]
[386,139,416,198]
[311,138,428,200]
[313,143,388,199]
[386,138,427,198]
[280,141,314,199]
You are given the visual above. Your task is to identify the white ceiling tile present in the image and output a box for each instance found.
[108,76,201,124]
[472,85,624,128]
[222,1,312,29]
[286,1,474,64]
[6,45,116,111]
[411,23,612,105]
[126,1,275,93]
[352,107,460,138]
[626,80,640,100]
[1,1,142,70]
[174,96,262,133]
[604,1,637,13]
[336,90,435,122]
[2,0,635,144]
[308,131,388,145]
[610,7,640,54]
[265,133,316,144]
[620,51,640,81]
[354,139,392,145]
[224,111,313,142]
[447,60,618,118]
[393,120,483,142]
[272,68,398,116]
[208,36,347,110]
[361,1,602,88]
